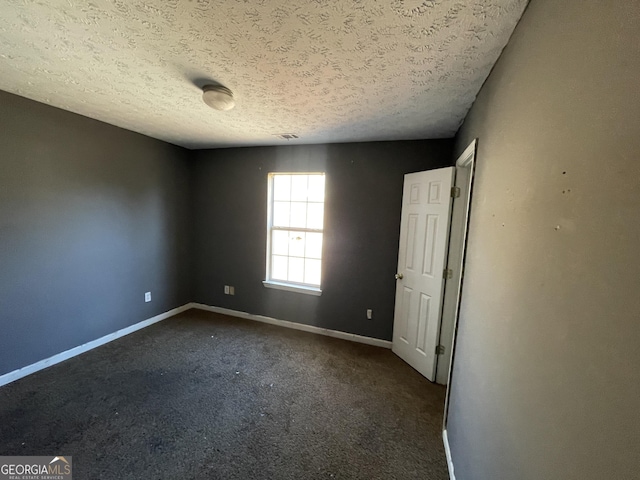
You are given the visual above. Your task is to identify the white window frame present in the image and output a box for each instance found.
[263,172,325,296]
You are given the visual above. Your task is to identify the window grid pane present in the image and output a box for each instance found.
[288,257,305,283]
[273,201,290,227]
[271,255,288,281]
[268,173,324,287]
[290,175,309,201]
[272,230,289,256]
[305,232,322,259]
[306,202,324,229]
[304,258,322,285]
[288,231,305,258]
[273,175,291,201]
[289,202,307,228]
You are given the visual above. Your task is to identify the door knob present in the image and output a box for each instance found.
[395,273,404,280]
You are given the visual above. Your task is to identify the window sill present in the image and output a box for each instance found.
[262,281,322,296]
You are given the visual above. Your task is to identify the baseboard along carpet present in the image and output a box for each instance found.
[0,309,448,479]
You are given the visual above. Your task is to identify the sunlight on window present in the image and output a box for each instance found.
[266,173,325,290]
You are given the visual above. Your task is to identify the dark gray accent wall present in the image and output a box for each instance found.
[0,91,192,376]
[447,0,640,479]
[191,141,453,341]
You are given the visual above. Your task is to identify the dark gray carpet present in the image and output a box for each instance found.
[0,310,448,479]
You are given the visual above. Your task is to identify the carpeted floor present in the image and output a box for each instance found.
[0,310,448,479]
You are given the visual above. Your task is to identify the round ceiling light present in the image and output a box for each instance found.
[202,84,235,111]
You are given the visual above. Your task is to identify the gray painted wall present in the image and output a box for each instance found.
[0,91,192,376]
[191,141,453,341]
[448,0,640,479]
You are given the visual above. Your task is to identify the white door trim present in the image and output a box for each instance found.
[436,139,478,385]
[443,429,457,480]
[441,138,477,443]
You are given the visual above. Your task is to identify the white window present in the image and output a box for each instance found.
[263,173,325,296]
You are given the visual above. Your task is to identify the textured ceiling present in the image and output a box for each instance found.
[0,0,528,149]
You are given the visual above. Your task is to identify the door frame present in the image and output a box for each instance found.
[440,139,477,423]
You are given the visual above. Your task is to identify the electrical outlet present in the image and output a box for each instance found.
[229,286,235,295]
[145,292,151,303]
[224,285,230,295]
[366,309,373,320]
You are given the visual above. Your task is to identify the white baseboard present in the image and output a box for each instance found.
[443,429,456,480]
[191,303,393,349]
[0,302,391,389]
[0,304,192,388]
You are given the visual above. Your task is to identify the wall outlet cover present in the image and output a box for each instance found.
[145,292,151,302]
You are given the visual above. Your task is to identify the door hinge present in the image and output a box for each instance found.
[451,186,461,198]
[435,345,445,355]
[443,268,453,280]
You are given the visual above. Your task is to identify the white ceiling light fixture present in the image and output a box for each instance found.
[202,84,235,111]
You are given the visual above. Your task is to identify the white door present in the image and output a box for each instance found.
[392,167,455,381]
